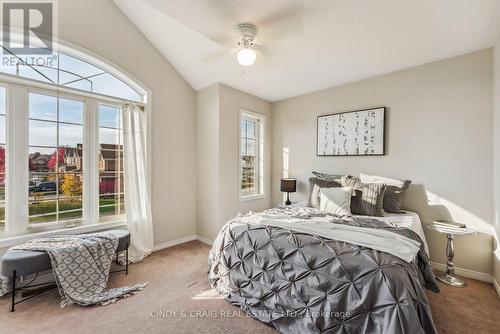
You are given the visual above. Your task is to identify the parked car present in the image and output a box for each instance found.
[29,181,57,194]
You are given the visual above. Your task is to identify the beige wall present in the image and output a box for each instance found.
[196,85,220,240]
[272,49,494,275]
[196,84,272,241]
[58,0,197,245]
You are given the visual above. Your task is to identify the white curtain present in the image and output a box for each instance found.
[122,104,153,262]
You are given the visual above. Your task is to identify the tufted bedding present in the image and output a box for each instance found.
[208,207,439,334]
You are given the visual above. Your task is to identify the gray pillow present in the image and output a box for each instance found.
[312,171,344,181]
[308,177,341,208]
[359,173,412,213]
[341,175,386,217]
[382,181,412,213]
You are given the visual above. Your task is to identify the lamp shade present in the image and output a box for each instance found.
[280,178,297,193]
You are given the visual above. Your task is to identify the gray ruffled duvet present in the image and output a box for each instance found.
[208,207,439,334]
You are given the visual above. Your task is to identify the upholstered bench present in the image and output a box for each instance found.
[1,229,130,311]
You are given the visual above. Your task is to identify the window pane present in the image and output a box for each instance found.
[246,121,256,139]
[64,80,92,92]
[99,128,121,146]
[98,150,123,173]
[29,147,56,172]
[29,200,57,223]
[0,55,17,75]
[59,98,84,124]
[98,104,124,222]
[32,66,58,83]
[99,105,121,128]
[0,88,5,115]
[59,123,83,147]
[59,173,83,197]
[19,65,53,83]
[58,197,83,221]
[99,194,125,218]
[240,140,246,156]
[91,73,141,102]
[29,93,57,121]
[58,53,104,79]
[0,147,4,174]
[241,156,256,191]
[0,115,5,144]
[29,173,58,197]
[29,120,57,147]
[246,139,256,156]
[61,146,83,172]
[99,173,122,195]
[0,172,4,199]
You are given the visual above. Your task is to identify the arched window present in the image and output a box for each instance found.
[0,38,149,237]
[0,42,146,102]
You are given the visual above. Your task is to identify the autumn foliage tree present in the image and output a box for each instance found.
[48,148,66,171]
[61,174,82,199]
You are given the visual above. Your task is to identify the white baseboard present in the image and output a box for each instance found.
[430,261,492,283]
[152,234,213,252]
[196,235,214,246]
[153,235,197,251]
[493,278,500,298]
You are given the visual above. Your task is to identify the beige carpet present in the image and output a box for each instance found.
[0,240,499,334]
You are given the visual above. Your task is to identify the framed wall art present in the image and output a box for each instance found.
[316,107,385,156]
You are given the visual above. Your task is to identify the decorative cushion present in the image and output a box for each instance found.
[319,187,352,216]
[341,175,386,216]
[360,173,412,213]
[308,177,341,208]
[312,171,344,181]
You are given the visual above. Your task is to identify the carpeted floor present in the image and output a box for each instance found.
[0,240,499,334]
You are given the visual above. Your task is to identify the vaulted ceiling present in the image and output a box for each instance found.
[115,0,500,101]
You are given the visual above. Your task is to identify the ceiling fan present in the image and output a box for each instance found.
[234,23,259,66]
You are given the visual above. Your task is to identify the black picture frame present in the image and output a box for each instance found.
[316,107,386,156]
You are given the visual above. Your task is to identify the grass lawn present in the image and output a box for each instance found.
[28,197,123,223]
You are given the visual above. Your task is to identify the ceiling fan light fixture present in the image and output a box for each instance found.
[237,48,256,66]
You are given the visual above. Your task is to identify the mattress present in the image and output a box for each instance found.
[355,210,429,255]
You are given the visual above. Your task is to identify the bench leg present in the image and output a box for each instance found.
[11,270,16,312]
[125,243,129,275]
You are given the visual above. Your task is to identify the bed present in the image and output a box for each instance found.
[354,210,430,255]
[208,207,438,334]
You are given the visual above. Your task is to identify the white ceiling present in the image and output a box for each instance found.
[114,0,500,102]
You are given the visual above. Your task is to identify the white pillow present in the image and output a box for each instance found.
[360,173,404,188]
[319,187,352,216]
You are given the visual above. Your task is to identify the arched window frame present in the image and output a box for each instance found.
[0,36,152,244]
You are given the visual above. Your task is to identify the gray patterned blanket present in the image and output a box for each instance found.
[209,207,439,334]
[9,232,147,307]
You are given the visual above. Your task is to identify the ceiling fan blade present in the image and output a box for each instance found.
[255,5,305,41]
[198,47,239,64]
[254,48,275,70]
[253,43,271,57]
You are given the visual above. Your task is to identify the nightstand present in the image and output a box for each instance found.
[427,220,476,287]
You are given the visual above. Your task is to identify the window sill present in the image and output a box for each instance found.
[0,220,127,249]
[240,193,265,202]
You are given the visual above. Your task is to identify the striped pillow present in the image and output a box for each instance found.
[341,175,386,216]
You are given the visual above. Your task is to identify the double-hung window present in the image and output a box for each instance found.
[240,110,265,199]
[0,42,147,237]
